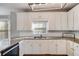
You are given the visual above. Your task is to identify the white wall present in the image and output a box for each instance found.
[0,7,24,45]
[0,7,10,15]
[0,7,23,15]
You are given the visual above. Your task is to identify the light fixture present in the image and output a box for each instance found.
[28,3,66,11]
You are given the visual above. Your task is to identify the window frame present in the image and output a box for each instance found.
[32,21,48,35]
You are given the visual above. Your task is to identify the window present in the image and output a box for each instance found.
[0,21,8,39]
[32,21,48,35]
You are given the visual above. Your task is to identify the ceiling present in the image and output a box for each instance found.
[0,3,78,12]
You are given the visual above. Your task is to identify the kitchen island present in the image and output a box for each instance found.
[19,37,76,56]
[1,35,79,56]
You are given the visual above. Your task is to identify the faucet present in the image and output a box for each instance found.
[34,34,46,39]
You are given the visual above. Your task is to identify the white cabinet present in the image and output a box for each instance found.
[19,40,67,56]
[48,13,56,30]
[30,12,67,30]
[32,40,41,54]
[56,39,67,54]
[40,40,49,54]
[29,12,48,21]
[67,9,74,30]
[48,40,57,54]
[68,4,79,30]
[55,13,62,30]
[67,40,74,56]
[55,12,67,30]
[19,40,33,56]
[73,7,79,30]
[30,12,40,19]
[17,13,31,30]
[61,13,67,30]
[17,12,67,31]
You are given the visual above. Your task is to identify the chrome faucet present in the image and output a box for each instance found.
[34,34,46,39]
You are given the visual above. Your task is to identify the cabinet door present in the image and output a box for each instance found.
[48,13,56,30]
[48,40,57,54]
[30,12,48,21]
[19,40,33,56]
[67,10,74,30]
[73,5,79,30]
[55,13,61,30]
[17,13,24,30]
[17,13,31,30]
[49,12,67,30]
[61,13,67,30]
[66,40,74,56]
[56,40,67,54]
[74,11,79,30]
[32,40,41,54]
[40,40,49,54]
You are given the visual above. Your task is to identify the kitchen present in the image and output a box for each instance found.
[0,3,79,56]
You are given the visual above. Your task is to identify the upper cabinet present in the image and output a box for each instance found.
[49,12,67,30]
[17,12,68,31]
[29,12,49,21]
[48,13,56,30]
[67,9,74,30]
[68,4,79,30]
[61,12,68,30]
[57,12,67,30]
[17,13,31,30]
[16,4,79,31]
[73,5,79,30]
[55,13,62,30]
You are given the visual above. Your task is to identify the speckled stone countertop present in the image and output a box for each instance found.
[11,36,76,41]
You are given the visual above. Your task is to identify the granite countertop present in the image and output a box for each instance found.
[11,35,79,44]
[11,36,33,39]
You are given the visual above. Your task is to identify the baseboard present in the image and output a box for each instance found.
[23,54,68,56]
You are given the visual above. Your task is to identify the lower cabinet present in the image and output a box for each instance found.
[48,40,57,54]
[56,40,67,54]
[40,40,49,54]
[67,40,74,56]
[19,40,67,56]
[19,40,33,55]
[32,40,41,54]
